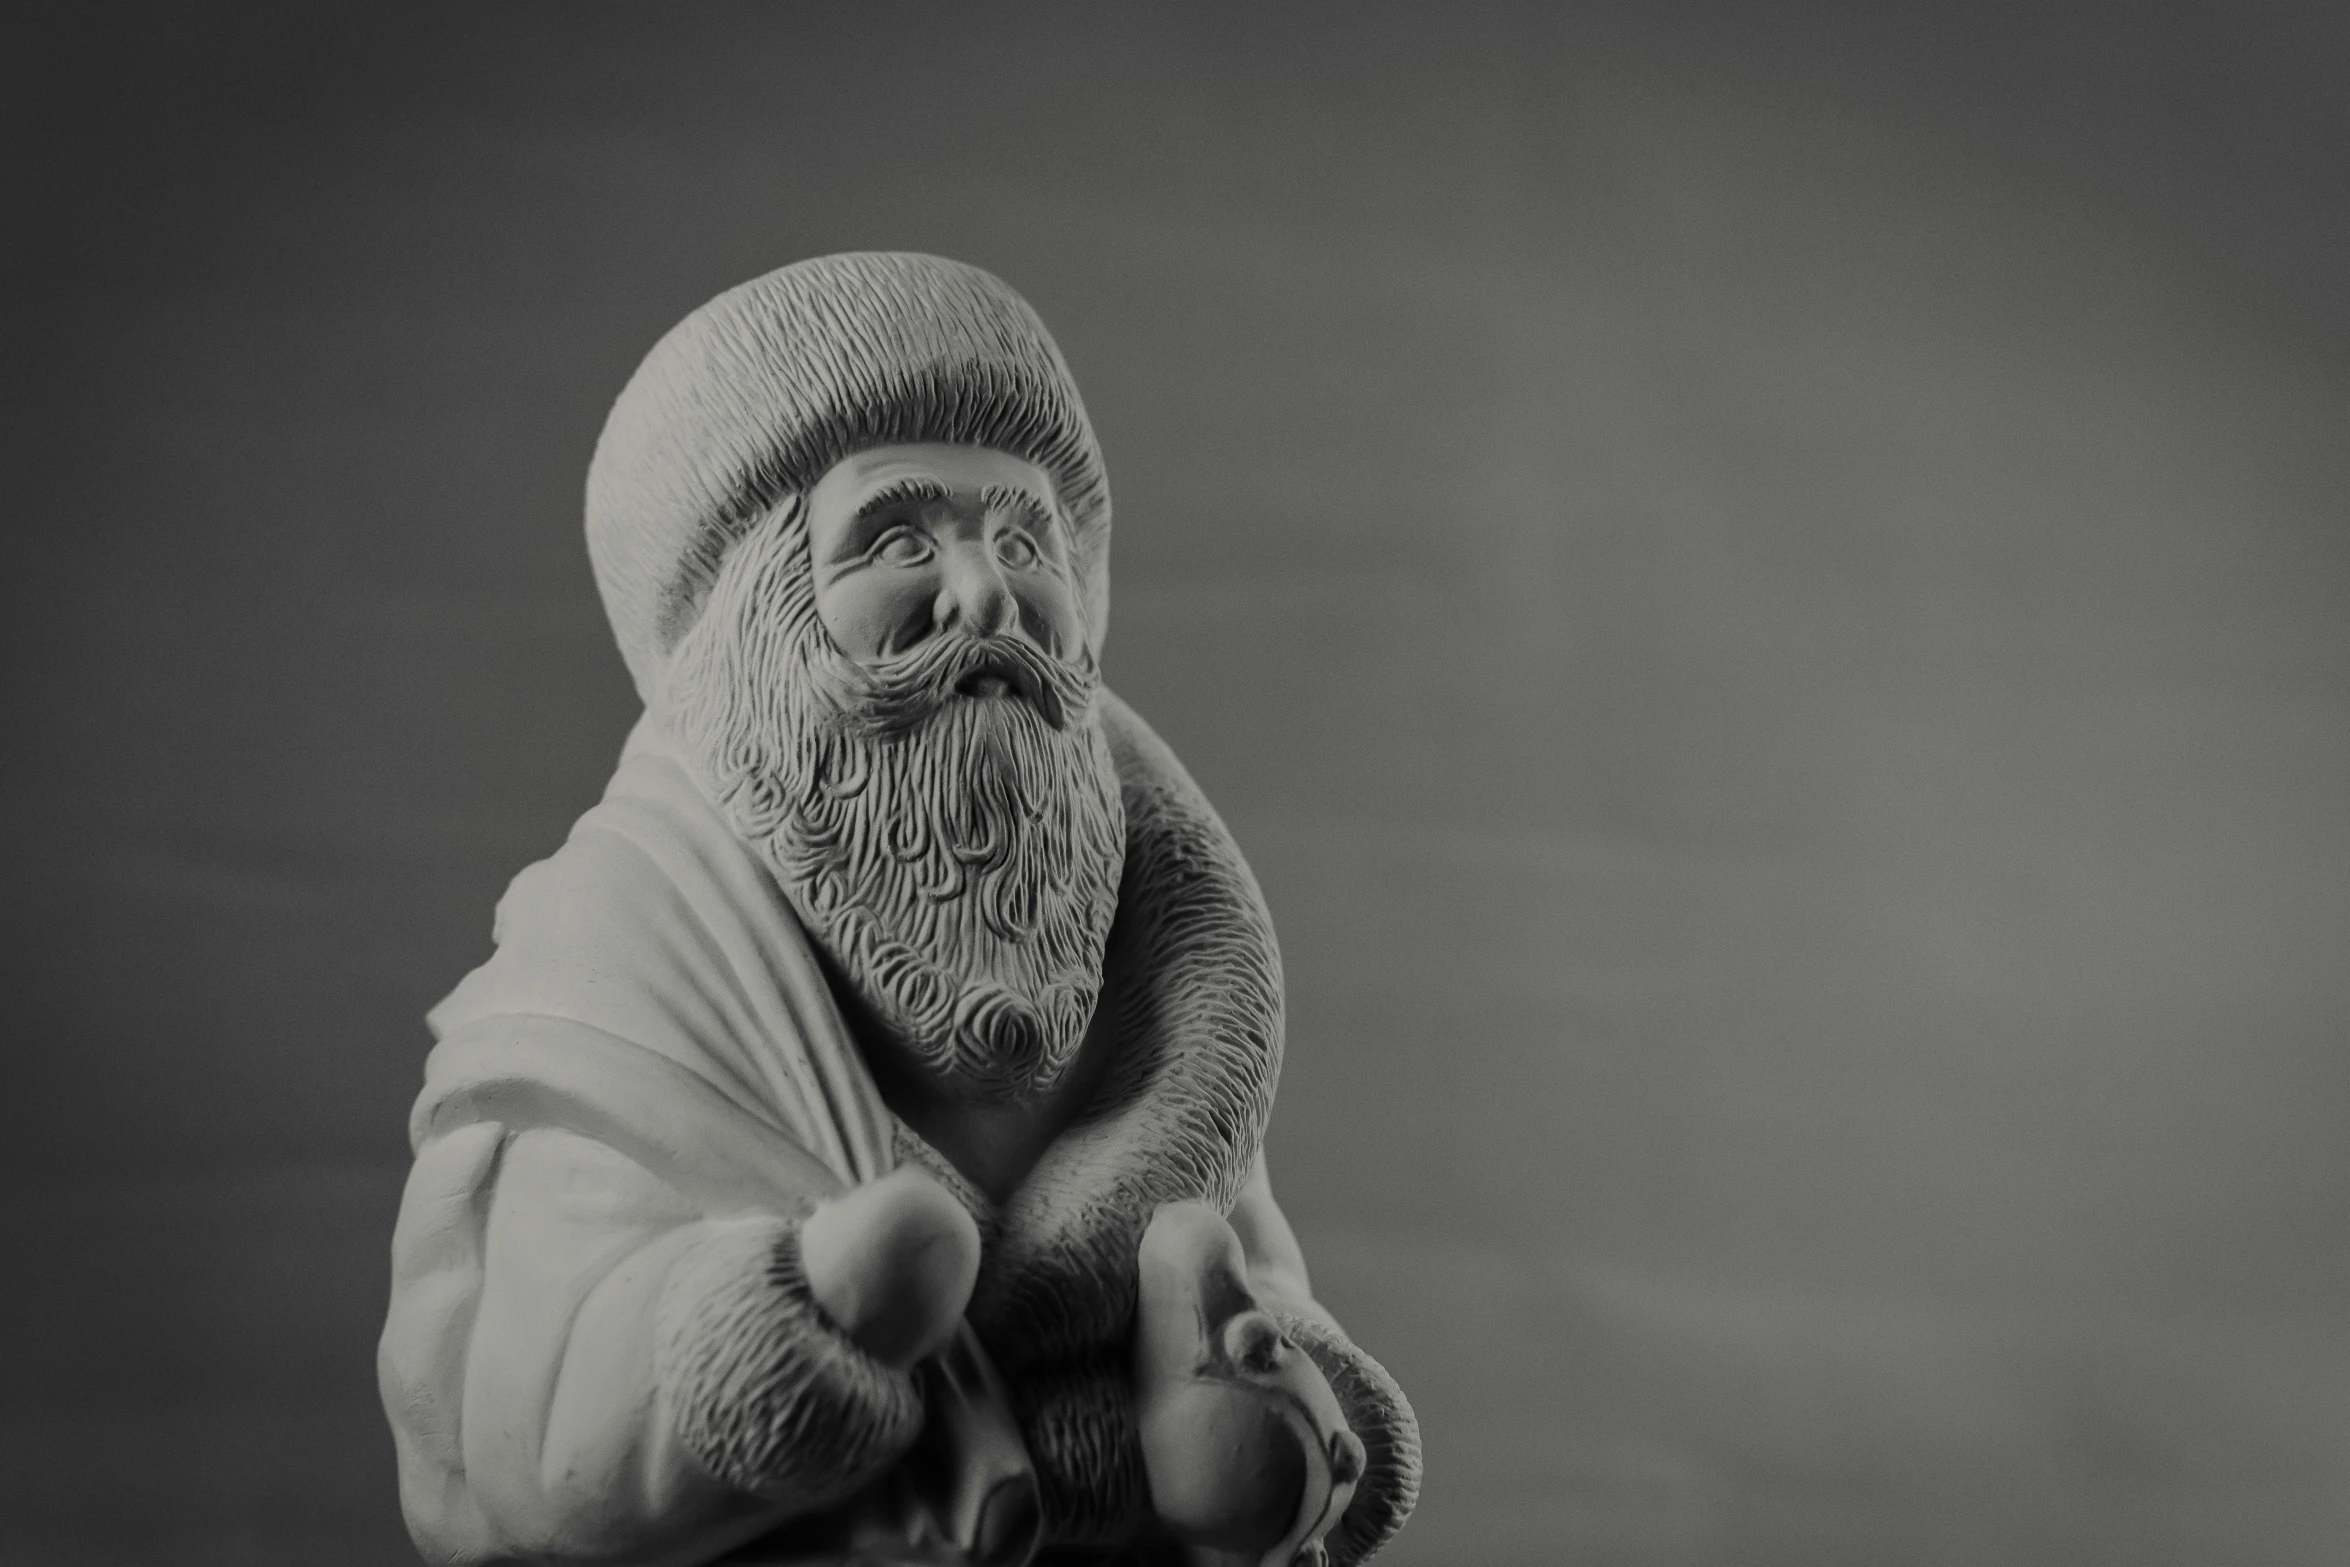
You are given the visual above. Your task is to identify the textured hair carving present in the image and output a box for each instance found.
[654,1215,922,1505]
[662,497,1127,1102]
[587,253,1111,703]
[1270,1310,1422,1567]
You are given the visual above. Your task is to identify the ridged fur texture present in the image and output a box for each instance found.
[942,694,1288,1547]
[1269,1310,1423,1567]
[654,1215,921,1506]
[968,694,1284,1378]
[1007,1352,1149,1550]
[587,253,1112,704]
[960,700,1420,1559]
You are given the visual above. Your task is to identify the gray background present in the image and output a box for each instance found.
[6,4,2346,1564]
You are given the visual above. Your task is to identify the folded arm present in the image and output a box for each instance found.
[383,1123,921,1565]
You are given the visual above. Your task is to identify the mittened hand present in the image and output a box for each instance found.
[1134,1203,1363,1567]
[800,1165,982,1370]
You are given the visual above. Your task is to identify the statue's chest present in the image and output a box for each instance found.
[866,989,1122,1207]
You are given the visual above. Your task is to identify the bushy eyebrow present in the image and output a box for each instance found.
[847,475,1057,546]
[854,476,954,522]
[981,482,1058,538]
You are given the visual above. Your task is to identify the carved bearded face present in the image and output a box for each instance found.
[662,445,1126,1103]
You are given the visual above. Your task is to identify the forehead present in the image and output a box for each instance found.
[809,443,1059,515]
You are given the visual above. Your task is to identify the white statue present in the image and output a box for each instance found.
[379,253,1419,1567]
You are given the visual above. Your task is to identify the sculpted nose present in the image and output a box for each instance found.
[934,545,1017,638]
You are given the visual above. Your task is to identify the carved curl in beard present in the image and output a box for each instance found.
[662,497,1126,1103]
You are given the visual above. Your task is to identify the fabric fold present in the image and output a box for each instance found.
[384,715,1036,1566]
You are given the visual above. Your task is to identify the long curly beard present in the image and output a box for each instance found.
[661,498,1126,1103]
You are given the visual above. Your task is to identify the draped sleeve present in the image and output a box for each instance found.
[379,717,1032,1567]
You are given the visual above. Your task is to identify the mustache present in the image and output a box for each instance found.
[813,629,1096,737]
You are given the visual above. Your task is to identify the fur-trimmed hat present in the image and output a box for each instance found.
[586,253,1111,703]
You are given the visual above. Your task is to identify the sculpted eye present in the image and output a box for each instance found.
[873,526,932,566]
[994,529,1040,570]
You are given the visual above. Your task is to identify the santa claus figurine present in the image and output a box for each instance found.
[379,253,1419,1567]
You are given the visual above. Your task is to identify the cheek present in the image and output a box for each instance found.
[817,571,931,662]
[1015,577,1086,657]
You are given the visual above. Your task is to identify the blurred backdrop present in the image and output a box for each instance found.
[5,4,2347,1563]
